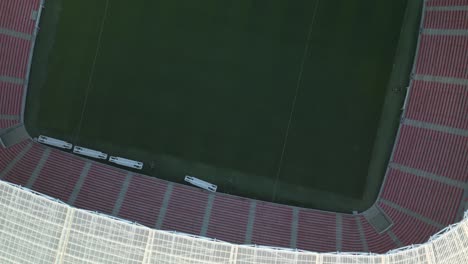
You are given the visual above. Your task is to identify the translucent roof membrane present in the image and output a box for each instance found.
[0,180,466,264]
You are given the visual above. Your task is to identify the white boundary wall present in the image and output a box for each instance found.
[0,180,467,264]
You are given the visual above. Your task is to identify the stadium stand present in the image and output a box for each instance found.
[405,80,468,130]
[117,175,169,227]
[416,35,468,79]
[0,35,31,78]
[2,141,46,186]
[381,168,463,226]
[160,184,210,235]
[378,203,440,246]
[206,194,251,244]
[360,216,398,253]
[424,9,468,29]
[0,140,29,170]
[339,215,363,252]
[32,148,87,201]
[0,119,19,130]
[251,202,294,248]
[427,0,468,7]
[0,0,40,33]
[72,164,128,215]
[393,125,467,182]
[0,83,23,116]
[0,0,40,130]
[0,0,468,262]
[296,209,337,252]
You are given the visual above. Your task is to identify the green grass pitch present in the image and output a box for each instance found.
[26,0,422,212]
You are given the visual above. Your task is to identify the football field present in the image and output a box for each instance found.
[26,0,422,212]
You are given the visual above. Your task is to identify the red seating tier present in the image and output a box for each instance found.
[393,125,468,182]
[0,82,23,116]
[0,140,29,170]
[425,10,468,30]
[379,203,439,246]
[31,149,86,201]
[0,119,19,130]
[118,175,168,227]
[341,215,365,252]
[361,216,397,253]
[406,80,468,130]
[427,0,468,7]
[296,209,337,252]
[416,35,468,80]
[0,0,40,34]
[381,168,463,225]
[73,164,127,214]
[3,142,44,185]
[251,202,293,248]
[206,194,251,244]
[161,184,209,235]
[0,34,31,78]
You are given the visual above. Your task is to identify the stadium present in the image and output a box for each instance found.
[0,0,467,263]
